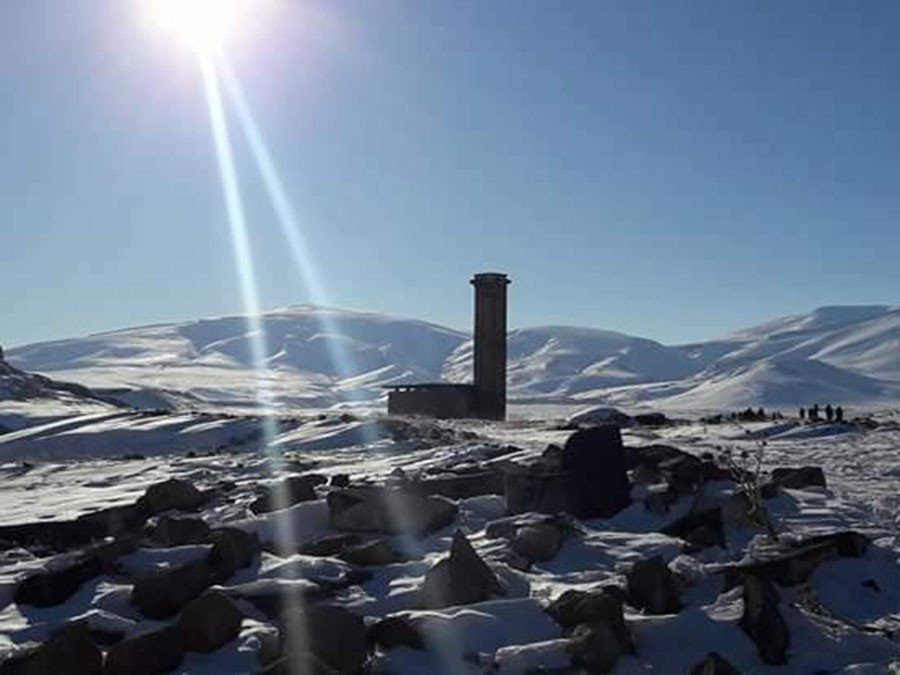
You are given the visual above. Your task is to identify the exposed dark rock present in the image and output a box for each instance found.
[412,471,504,499]
[327,487,457,536]
[249,476,319,515]
[560,426,631,518]
[511,523,565,563]
[103,626,185,675]
[136,479,208,516]
[131,559,212,619]
[76,505,147,539]
[177,590,243,653]
[739,575,789,665]
[339,539,396,566]
[724,531,869,589]
[420,530,505,609]
[770,466,827,490]
[279,604,367,673]
[690,652,743,674]
[330,474,351,488]
[297,533,362,557]
[208,528,260,583]
[227,580,328,619]
[547,588,629,635]
[368,614,426,651]
[503,467,578,516]
[626,556,681,615]
[661,507,725,551]
[15,555,104,608]
[150,516,211,547]
[567,620,633,673]
[0,622,101,675]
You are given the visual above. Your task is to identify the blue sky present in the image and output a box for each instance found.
[2,0,898,347]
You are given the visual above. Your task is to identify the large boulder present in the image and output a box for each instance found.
[560,426,631,518]
[770,466,827,490]
[0,622,102,675]
[297,533,362,557]
[739,575,789,665]
[327,487,457,536]
[249,477,319,515]
[567,620,633,673]
[208,528,260,583]
[177,590,243,653]
[626,556,681,615]
[279,604,367,673]
[131,559,212,619]
[136,479,207,516]
[420,530,505,609]
[661,507,725,551]
[339,539,397,566]
[150,516,211,547]
[103,626,185,675]
[14,558,102,608]
[367,614,426,652]
[547,588,628,635]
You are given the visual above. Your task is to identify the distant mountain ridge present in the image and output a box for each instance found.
[8,304,900,411]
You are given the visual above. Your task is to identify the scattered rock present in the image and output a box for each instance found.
[420,530,505,608]
[567,620,633,673]
[327,487,457,536]
[131,559,212,619]
[227,579,327,619]
[511,523,565,563]
[739,575,789,665]
[150,516,211,547]
[103,626,185,675]
[690,652,743,674]
[279,604,367,673]
[330,474,350,488]
[177,590,243,653]
[368,614,426,651]
[661,507,725,551]
[298,533,362,557]
[208,528,260,583]
[724,531,869,588]
[137,479,207,516]
[15,557,102,608]
[0,622,102,675]
[626,556,681,615]
[339,539,396,566]
[560,426,631,518]
[413,471,504,499]
[547,588,628,634]
[250,477,319,515]
[76,505,147,539]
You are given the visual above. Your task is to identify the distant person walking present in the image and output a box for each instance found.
[799,407,806,421]
[825,404,834,423]
[835,406,844,423]
[810,404,820,422]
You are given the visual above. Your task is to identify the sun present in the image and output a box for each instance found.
[148,0,249,53]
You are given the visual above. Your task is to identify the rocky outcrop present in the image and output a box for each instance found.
[136,479,208,516]
[177,590,243,653]
[208,527,260,583]
[505,427,631,518]
[131,559,213,620]
[249,476,320,515]
[0,622,101,675]
[150,516,211,547]
[327,487,457,536]
[626,556,681,615]
[104,625,185,675]
[739,575,789,665]
[419,531,505,608]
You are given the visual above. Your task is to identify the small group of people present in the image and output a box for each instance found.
[799,403,844,423]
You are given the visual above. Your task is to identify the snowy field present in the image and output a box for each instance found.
[1,404,899,673]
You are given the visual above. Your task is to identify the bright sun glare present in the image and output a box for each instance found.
[148,0,249,52]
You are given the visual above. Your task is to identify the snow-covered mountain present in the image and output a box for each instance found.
[7,304,900,411]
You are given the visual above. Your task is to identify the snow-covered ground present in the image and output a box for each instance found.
[1,406,899,672]
[7,304,900,412]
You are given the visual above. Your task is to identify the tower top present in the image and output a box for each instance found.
[471,272,510,285]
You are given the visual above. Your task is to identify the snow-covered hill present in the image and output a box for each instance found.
[7,304,900,412]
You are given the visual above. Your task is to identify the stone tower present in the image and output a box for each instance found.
[471,272,510,420]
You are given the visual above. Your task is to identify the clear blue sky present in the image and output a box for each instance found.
[3,0,898,347]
